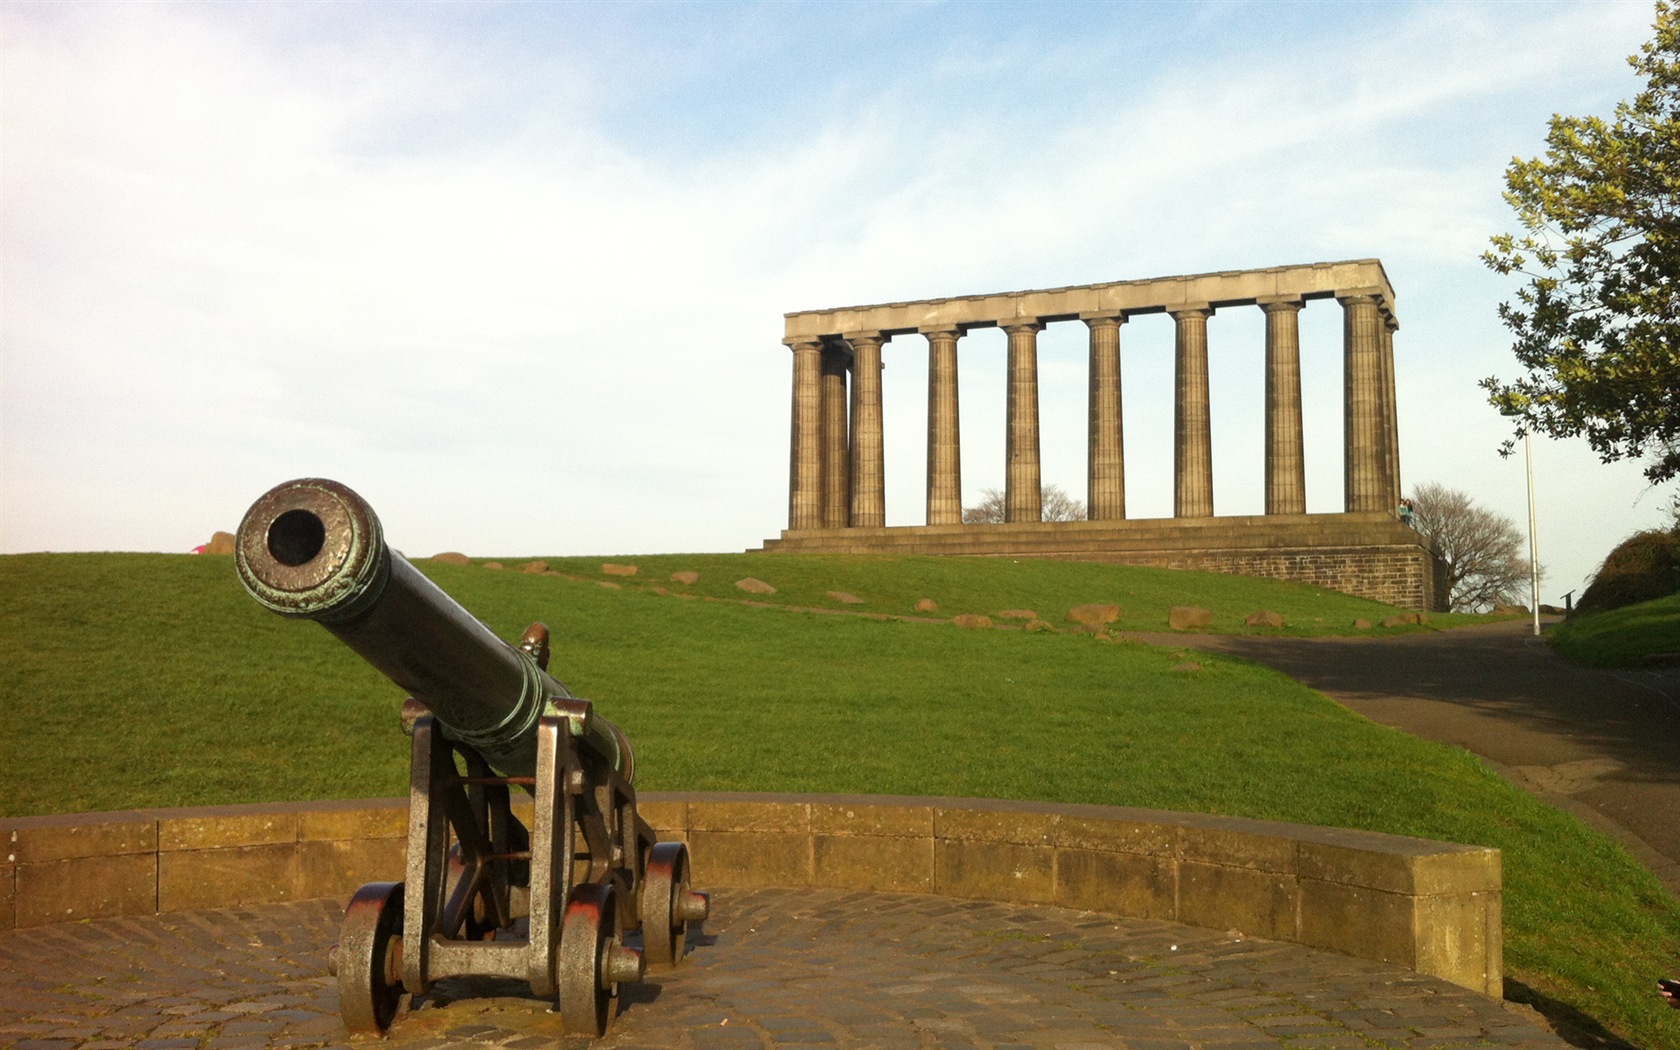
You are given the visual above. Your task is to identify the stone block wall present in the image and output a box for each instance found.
[0,792,1501,998]
[1,800,406,928]
[1078,544,1439,611]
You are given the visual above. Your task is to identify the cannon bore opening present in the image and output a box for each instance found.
[269,509,327,567]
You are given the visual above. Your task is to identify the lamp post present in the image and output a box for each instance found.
[1521,422,1541,637]
[1500,406,1542,637]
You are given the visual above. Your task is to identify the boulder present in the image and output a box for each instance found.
[1352,618,1373,629]
[602,563,638,577]
[1066,603,1120,626]
[1491,603,1529,616]
[1168,606,1212,630]
[482,562,504,570]
[205,531,236,555]
[736,577,777,595]
[914,598,939,613]
[671,571,700,585]
[1380,612,1423,627]
[996,609,1037,620]
[432,552,471,565]
[826,591,865,604]
[521,560,548,574]
[1243,610,1284,628]
[951,613,993,629]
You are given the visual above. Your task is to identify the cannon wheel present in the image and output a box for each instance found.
[557,883,642,1036]
[337,881,406,1035]
[641,841,697,966]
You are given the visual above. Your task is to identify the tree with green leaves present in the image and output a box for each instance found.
[1482,2,1680,484]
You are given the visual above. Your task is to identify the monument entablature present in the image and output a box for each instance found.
[782,259,1395,340]
[765,259,1441,611]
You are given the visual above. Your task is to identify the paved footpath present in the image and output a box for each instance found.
[0,887,1566,1050]
[1127,619,1680,895]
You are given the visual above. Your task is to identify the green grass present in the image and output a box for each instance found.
[2,552,1678,1047]
[473,549,1493,635]
[1551,591,1680,667]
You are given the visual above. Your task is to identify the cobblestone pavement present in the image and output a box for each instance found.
[0,888,1567,1050]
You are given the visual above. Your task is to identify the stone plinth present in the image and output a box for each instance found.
[761,513,1442,611]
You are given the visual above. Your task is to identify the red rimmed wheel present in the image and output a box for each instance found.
[335,881,406,1035]
[641,841,708,966]
[558,883,645,1036]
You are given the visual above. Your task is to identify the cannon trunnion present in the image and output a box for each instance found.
[236,478,707,1038]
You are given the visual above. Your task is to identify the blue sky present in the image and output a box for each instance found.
[1,0,1671,599]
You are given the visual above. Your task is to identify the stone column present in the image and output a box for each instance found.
[786,339,823,530]
[1260,298,1306,515]
[847,332,887,528]
[924,327,963,526]
[1003,321,1044,523]
[1171,305,1214,518]
[819,343,851,528]
[1381,315,1402,510]
[1084,314,1126,520]
[1340,292,1386,512]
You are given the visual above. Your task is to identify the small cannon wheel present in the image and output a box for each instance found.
[641,841,706,966]
[557,883,644,1036]
[337,881,406,1035]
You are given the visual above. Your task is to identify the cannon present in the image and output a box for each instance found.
[234,478,707,1038]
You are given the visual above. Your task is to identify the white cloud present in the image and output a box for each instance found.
[1,0,1669,594]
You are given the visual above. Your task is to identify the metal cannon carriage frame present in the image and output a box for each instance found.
[236,478,707,1039]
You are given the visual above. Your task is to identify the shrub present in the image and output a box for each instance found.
[1576,529,1680,615]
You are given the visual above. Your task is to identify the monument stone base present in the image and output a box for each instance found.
[758,512,1443,612]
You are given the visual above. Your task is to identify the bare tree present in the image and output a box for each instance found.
[962,484,1087,524]
[1408,482,1537,612]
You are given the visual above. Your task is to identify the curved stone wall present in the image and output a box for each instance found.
[0,792,1501,997]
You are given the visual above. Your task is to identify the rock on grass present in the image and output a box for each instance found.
[1169,606,1212,629]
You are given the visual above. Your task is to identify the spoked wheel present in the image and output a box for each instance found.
[336,881,406,1035]
[641,841,710,966]
[557,883,645,1036]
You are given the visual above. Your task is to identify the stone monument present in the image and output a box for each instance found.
[761,259,1442,611]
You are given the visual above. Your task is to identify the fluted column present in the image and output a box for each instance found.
[1084,314,1126,520]
[848,332,887,528]
[1381,315,1402,510]
[1260,298,1306,515]
[1340,292,1386,512]
[1172,305,1214,518]
[819,343,851,528]
[924,327,963,525]
[1003,321,1044,523]
[787,339,823,529]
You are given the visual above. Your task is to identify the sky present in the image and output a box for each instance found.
[2,0,1673,602]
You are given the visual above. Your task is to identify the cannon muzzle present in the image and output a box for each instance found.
[235,477,628,780]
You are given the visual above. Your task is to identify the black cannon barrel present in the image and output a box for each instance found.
[235,478,627,780]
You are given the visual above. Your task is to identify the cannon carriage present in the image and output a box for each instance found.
[235,478,707,1038]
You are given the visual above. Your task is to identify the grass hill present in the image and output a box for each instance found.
[465,550,1486,634]
[1552,591,1680,668]
[1,551,1676,1047]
